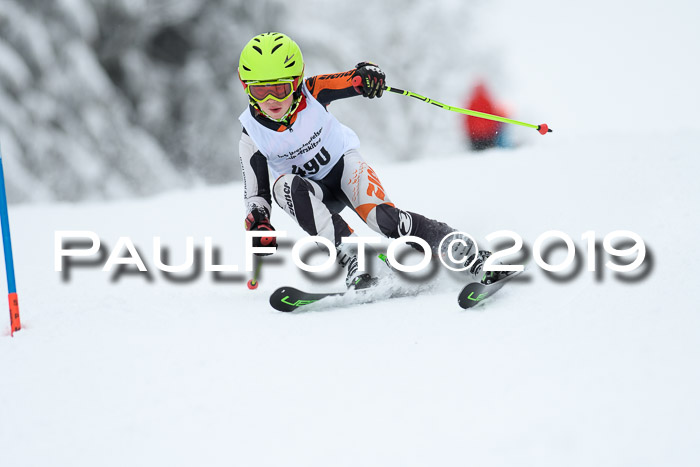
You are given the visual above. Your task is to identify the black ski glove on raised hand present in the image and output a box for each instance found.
[352,62,385,98]
[244,208,277,256]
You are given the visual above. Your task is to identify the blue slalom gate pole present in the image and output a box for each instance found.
[0,143,21,336]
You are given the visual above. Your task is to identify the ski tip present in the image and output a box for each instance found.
[537,123,552,135]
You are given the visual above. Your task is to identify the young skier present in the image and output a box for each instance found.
[238,32,501,289]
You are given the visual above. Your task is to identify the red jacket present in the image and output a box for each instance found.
[464,83,501,141]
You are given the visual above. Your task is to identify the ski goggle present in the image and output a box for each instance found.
[245,78,299,103]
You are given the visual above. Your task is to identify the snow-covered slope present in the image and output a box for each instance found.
[2,0,700,465]
[2,129,699,466]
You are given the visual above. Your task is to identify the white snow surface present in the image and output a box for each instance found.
[2,133,699,466]
[2,1,700,466]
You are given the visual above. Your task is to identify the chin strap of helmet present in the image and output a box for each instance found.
[256,96,302,123]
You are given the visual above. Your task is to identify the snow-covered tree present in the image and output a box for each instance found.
[0,0,489,203]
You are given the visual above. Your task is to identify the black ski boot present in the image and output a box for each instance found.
[471,250,516,284]
[337,244,379,290]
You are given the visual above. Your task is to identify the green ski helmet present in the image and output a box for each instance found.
[238,32,304,84]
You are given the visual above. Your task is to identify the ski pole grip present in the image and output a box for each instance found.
[352,76,363,94]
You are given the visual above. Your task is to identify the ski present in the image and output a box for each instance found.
[269,279,432,312]
[269,286,346,312]
[457,270,525,309]
[270,269,525,312]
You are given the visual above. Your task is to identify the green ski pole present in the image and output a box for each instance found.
[352,76,552,135]
[384,85,552,134]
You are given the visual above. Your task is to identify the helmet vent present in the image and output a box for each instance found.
[284,61,296,68]
[242,65,251,71]
[253,38,261,42]
[271,43,282,54]
[252,45,263,55]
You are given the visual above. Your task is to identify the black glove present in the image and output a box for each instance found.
[244,208,277,256]
[352,62,385,98]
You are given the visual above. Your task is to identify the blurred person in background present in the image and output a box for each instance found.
[237,33,510,290]
[463,81,510,150]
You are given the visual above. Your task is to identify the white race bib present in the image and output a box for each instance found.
[239,85,361,180]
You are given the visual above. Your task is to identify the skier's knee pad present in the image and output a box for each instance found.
[272,174,317,214]
[372,203,415,238]
[374,206,458,257]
